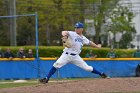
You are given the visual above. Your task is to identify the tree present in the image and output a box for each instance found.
[105,5,136,48]
[0,0,136,47]
[0,0,10,45]
[92,0,120,44]
[119,26,136,48]
[16,0,84,46]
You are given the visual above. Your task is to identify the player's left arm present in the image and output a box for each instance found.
[83,36,101,48]
[89,41,101,48]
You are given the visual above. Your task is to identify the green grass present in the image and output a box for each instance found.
[0,78,93,89]
[0,80,38,89]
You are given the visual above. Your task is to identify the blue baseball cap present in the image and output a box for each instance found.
[74,22,84,28]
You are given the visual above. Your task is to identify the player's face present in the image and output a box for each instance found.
[75,28,83,34]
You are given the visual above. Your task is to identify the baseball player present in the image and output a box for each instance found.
[40,22,109,84]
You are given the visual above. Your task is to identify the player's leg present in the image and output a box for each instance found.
[71,55,108,78]
[39,66,57,84]
[39,53,70,84]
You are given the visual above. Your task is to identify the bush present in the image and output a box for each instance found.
[0,46,136,58]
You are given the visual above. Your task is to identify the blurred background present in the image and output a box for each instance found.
[0,0,140,49]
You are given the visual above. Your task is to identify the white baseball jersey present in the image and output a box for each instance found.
[53,31,93,72]
[63,31,91,55]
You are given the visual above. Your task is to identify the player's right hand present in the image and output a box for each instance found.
[97,44,101,48]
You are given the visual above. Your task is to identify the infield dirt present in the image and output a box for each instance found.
[0,77,140,93]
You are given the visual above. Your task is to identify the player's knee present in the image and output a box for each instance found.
[84,66,93,72]
[53,62,62,69]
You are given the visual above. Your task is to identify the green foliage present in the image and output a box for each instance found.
[0,1,10,45]
[80,47,109,58]
[0,46,136,58]
[15,0,86,46]
[0,0,136,48]
[92,0,120,43]
[105,5,136,48]
[119,32,133,49]
[115,49,134,58]
[38,46,63,57]
[0,81,38,89]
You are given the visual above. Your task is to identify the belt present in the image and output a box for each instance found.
[65,52,76,56]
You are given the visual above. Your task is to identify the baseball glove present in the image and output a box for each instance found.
[61,35,72,48]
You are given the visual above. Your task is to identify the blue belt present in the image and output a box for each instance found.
[66,52,76,56]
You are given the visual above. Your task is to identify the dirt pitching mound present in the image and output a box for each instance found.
[0,77,140,93]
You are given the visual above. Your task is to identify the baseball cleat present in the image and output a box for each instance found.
[39,78,49,84]
[100,73,110,79]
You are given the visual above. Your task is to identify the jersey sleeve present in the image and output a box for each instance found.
[83,36,91,45]
[67,31,75,37]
